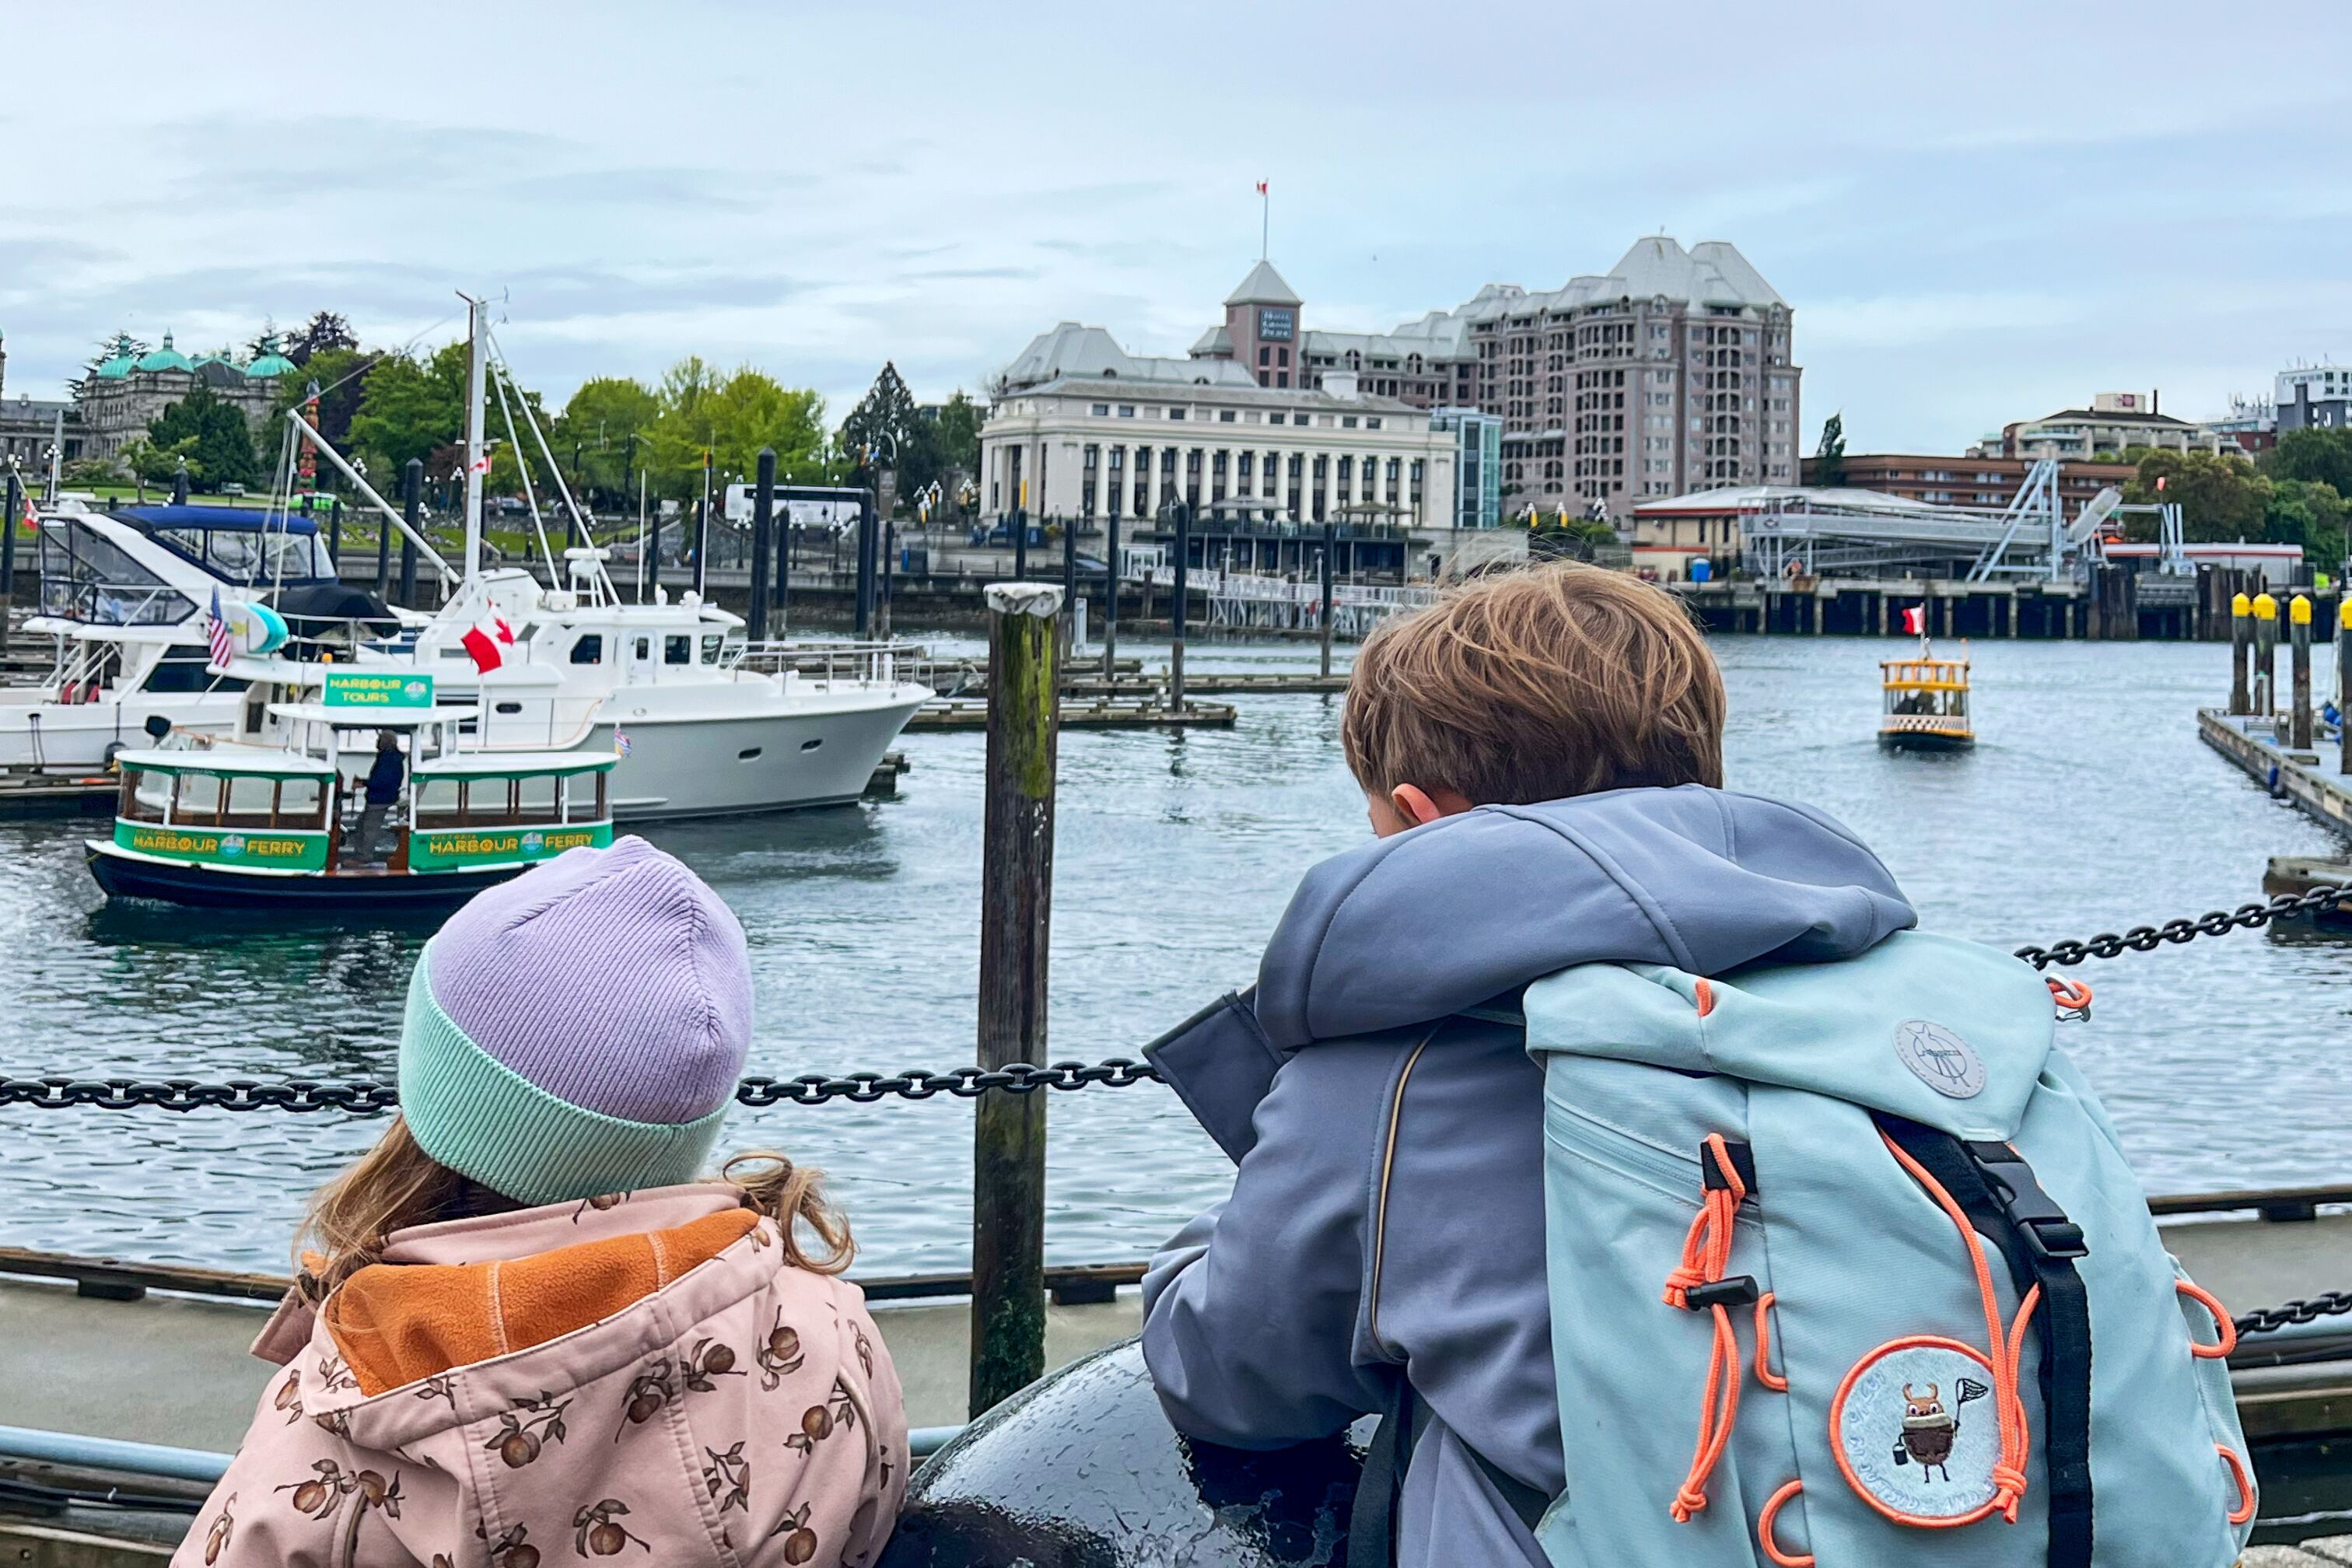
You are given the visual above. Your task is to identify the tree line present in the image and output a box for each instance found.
[78,310,985,514]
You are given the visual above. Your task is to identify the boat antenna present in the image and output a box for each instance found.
[489,363,561,588]
[459,291,488,585]
[485,326,613,602]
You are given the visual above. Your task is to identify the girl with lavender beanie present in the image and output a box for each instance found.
[175,838,906,1568]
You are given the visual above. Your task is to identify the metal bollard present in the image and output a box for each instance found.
[2292,594,2314,749]
[971,581,1062,1417]
[2229,592,2251,715]
[2254,593,2278,718]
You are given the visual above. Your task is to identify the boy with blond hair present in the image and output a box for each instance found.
[1140,565,1916,1566]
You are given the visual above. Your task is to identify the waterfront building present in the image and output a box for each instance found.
[984,283,1467,582]
[0,331,84,472]
[1430,408,1503,530]
[1804,452,2133,512]
[1997,391,2230,461]
[74,331,294,461]
[2203,394,2276,454]
[1181,237,1799,522]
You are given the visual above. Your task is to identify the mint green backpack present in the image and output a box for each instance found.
[1525,930,2252,1567]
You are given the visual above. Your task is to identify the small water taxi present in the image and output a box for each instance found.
[84,669,616,909]
[1879,642,1974,751]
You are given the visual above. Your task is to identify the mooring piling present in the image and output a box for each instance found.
[747,448,775,643]
[854,488,877,637]
[1060,511,1079,663]
[397,460,421,609]
[2230,593,2252,715]
[970,581,1063,1418]
[2255,593,2279,716]
[1171,502,1190,712]
[1,469,19,653]
[1318,516,1337,681]
[2293,595,2315,748]
[1101,511,1120,680]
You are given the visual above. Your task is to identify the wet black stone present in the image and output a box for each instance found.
[880,1339,1366,1568]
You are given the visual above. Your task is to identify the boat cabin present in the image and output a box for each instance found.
[89,667,618,906]
[1878,654,1974,750]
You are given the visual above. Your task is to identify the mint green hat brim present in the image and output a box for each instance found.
[397,946,730,1207]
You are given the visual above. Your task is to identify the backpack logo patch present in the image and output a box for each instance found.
[1830,1339,2001,1522]
[1894,1019,1983,1099]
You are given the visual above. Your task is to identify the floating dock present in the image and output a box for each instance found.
[909,697,1237,731]
[2199,710,2352,837]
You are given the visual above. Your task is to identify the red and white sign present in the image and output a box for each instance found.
[1901,605,1926,635]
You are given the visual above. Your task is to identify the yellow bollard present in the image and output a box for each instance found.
[2230,591,2252,714]
[2292,594,2315,748]
[2254,593,2279,716]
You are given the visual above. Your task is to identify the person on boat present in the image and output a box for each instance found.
[173,838,905,1568]
[349,730,404,864]
[1139,566,1917,1566]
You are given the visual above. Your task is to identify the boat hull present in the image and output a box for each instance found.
[86,845,519,910]
[0,691,240,771]
[1878,729,1974,752]
[590,687,931,820]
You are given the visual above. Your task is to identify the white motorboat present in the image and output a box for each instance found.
[0,501,342,772]
[221,294,931,819]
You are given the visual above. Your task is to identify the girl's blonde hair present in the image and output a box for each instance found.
[296,1116,853,1300]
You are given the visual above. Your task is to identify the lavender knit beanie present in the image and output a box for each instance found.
[397,836,751,1206]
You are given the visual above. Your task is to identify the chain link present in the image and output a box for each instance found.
[2012,884,2352,969]
[2234,1290,2352,1338]
[0,1059,1167,1115]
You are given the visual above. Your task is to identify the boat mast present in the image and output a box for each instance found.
[461,292,487,582]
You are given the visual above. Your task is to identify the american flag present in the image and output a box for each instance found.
[208,588,233,668]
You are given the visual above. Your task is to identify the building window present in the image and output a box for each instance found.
[1118,405,1135,418]
[1091,404,1110,416]
[1258,347,1271,366]
[1342,415,1358,429]
[1366,416,1382,429]
[1219,409,1236,422]
[1169,408,1186,420]
[1276,372,1289,388]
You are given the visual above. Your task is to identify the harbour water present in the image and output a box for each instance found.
[1,632,2347,1277]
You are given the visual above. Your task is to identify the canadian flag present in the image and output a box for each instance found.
[19,492,37,532]
[460,617,506,672]
[468,453,492,475]
[1901,605,1926,635]
[492,612,516,646]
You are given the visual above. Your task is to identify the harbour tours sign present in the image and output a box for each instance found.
[322,671,434,711]
[114,821,331,871]
[408,823,612,872]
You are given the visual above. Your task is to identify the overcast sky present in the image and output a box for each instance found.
[4,1,2345,453]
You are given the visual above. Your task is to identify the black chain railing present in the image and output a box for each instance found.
[12,891,2352,1337]
[2011,884,2352,969]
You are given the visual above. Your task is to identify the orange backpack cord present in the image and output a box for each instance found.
[1662,1132,1750,1522]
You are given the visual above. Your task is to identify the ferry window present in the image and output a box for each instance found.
[415,777,464,826]
[143,653,249,694]
[516,774,558,818]
[226,775,276,821]
[175,772,225,823]
[569,633,604,666]
[125,768,170,821]
[700,635,723,664]
[665,635,691,665]
[278,777,324,823]
[634,638,650,660]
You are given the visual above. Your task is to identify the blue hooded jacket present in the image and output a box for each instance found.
[1139,786,1915,1566]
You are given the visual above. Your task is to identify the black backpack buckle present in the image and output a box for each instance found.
[1965,1141,2089,1260]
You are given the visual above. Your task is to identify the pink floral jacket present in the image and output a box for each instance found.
[173,1185,905,1568]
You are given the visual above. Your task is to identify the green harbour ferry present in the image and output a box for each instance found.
[85,669,617,909]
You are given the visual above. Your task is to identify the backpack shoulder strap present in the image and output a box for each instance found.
[1346,1384,1546,1566]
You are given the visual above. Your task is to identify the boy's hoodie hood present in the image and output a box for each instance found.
[1147,786,1915,1159]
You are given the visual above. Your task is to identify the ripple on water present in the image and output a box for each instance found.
[1,633,2344,1272]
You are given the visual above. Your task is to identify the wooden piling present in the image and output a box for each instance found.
[971,580,1062,1417]
[2255,593,2279,716]
[2294,594,2315,748]
[1319,516,1337,678]
[2339,600,2351,775]
[1060,513,1079,663]
[748,448,775,642]
[1101,512,1119,679]
[1,470,19,653]
[2231,593,2252,715]
[1171,503,1190,712]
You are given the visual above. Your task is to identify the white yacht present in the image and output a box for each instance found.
[0,500,337,771]
[221,294,932,819]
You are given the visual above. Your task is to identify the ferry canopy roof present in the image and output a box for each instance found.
[113,748,336,778]
[414,751,619,778]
